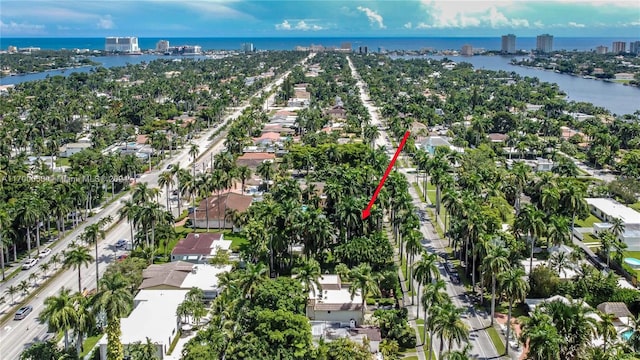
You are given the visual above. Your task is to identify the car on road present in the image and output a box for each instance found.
[22,258,38,270]
[38,248,52,258]
[166,164,174,170]
[14,305,33,320]
[444,261,455,274]
[115,239,128,248]
[117,254,129,262]
[450,273,461,285]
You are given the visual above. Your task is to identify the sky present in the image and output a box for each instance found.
[1,0,639,38]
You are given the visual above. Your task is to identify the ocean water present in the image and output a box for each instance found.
[2,37,638,52]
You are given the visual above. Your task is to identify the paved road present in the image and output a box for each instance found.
[0,58,306,360]
[347,56,500,360]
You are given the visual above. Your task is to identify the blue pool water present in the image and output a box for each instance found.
[622,330,634,341]
[624,258,640,266]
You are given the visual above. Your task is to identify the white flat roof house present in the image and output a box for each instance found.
[59,142,92,157]
[585,198,640,250]
[139,261,232,300]
[306,275,363,326]
[98,289,189,360]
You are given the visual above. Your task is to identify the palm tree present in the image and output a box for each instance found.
[404,230,422,294]
[548,251,572,277]
[237,166,252,194]
[128,337,160,360]
[40,287,76,350]
[499,267,529,355]
[413,252,439,314]
[239,262,268,300]
[119,200,138,246]
[483,245,510,325]
[292,259,322,297]
[63,246,94,292]
[432,302,469,357]
[81,216,110,289]
[349,263,381,322]
[514,204,545,274]
[597,313,617,354]
[92,272,133,360]
[5,284,19,304]
[257,160,275,192]
[443,343,472,360]
[158,171,175,211]
[422,279,448,352]
[520,309,562,360]
[72,292,95,355]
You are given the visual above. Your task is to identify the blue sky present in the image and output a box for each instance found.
[1,0,639,37]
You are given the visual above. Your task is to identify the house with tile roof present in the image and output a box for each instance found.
[171,233,231,263]
[189,192,253,229]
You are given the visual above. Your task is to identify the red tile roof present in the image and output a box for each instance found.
[189,192,253,221]
[171,233,222,256]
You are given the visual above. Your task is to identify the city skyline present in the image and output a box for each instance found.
[1,0,639,38]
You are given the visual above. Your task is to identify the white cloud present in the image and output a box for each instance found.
[404,22,413,29]
[275,20,323,31]
[0,20,45,34]
[97,15,114,29]
[417,1,534,29]
[568,21,585,27]
[357,6,386,29]
[533,20,544,28]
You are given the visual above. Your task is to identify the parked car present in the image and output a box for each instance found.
[14,305,33,320]
[22,258,38,270]
[38,248,52,258]
[115,239,128,248]
[117,254,129,262]
[166,164,174,170]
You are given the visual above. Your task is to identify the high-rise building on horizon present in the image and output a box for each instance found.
[536,34,553,53]
[631,41,640,55]
[461,44,473,56]
[612,41,626,53]
[501,34,516,54]
[358,46,368,54]
[105,37,139,53]
[595,45,608,54]
[156,40,170,52]
[340,42,352,51]
[241,43,255,52]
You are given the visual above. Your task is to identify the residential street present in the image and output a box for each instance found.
[0,62,303,360]
[347,56,501,360]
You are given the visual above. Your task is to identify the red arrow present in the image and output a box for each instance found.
[362,130,411,220]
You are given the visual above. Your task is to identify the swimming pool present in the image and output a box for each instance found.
[622,330,634,341]
[623,258,640,269]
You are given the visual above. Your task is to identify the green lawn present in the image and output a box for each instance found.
[486,326,506,356]
[631,202,640,212]
[583,233,600,244]
[80,335,102,358]
[402,356,419,360]
[575,214,600,228]
[494,302,527,318]
[56,157,70,166]
[412,183,426,203]
[624,251,640,278]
